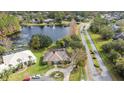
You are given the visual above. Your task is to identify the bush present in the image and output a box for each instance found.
[56,40,65,48]
[94,60,99,68]
[0,46,6,55]
[39,57,47,65]
[69,41,83,49]
[115,58,124,77]
[29,34,52,50]
[66,47,73,56]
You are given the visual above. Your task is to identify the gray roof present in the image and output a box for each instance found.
[43,49,70,62]
[113,32,124,39]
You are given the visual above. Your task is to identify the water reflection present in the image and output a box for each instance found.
[10,26,70,48]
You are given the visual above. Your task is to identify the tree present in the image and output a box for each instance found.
[29,34,52,50]
[56,40,65,48]
[115,58,124,77]
[70,19,78,35]
[102,43,112,53]
[0,45,6,55]
[54,12,65,23]
[116,27,124,33]
[2,69,11,81]
[89,15,108,33]
[0,13,20,37]
[2,37,13,51]
[40,35,53,48]
[108,50,121,63]
[100,26,114,40]
[29,34,41,49]
[69,41,83,49]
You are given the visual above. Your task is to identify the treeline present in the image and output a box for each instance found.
[102,39,124,77]
[0,13,20,54]
[10,11,95,24]
[0,13,20,38]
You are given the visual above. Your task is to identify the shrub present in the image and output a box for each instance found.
[29,34,52,50]
[0,46,6,55]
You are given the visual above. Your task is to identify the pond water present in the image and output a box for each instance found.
[10,26,70,48]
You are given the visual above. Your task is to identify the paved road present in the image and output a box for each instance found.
[80,25,102,81]
[84,28,112,80]
[81,23,112,81]
[45,65,73,81]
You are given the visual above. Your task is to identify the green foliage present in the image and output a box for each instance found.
[66,47,73,56]
[94,59,99,68]
[108,50,121,63]
[90,15,108,33]
[102,39,124,55]
[0,69,11,81]
[100,26,114,40]
[40,35,53,47]
[29,34,52,50]
[29,34,41,49]
[116,27,124,33]
[0,46,6,55]
[0,13,20,37]
[69,41,83,49]
[115,58,124,77]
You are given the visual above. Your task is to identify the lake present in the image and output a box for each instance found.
[10,26,70,48]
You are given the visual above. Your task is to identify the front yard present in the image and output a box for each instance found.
[8,48,54,80]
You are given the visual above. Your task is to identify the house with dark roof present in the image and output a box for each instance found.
[113,32,124,40]
[43,49,71,65]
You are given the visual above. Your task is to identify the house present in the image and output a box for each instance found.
[2,50,36,66]
[113,32,124,40]
[112,24,120,31]
[43,19,54,23]
[43,49,71,64]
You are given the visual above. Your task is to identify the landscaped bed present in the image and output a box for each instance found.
[50,71,64,81]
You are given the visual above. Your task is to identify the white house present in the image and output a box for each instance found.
[0,50,36,72]
[2,50,36,66]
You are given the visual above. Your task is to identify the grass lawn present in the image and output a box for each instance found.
[69,66,82,81]
[22,23,46,26]
[89,32,123,80]
[8,48,54,81]
[84,32,100,68]
[22,21,70,27]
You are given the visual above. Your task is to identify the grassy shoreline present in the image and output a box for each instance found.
[22,21,70,27]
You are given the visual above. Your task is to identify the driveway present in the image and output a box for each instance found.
[45,65,74,81]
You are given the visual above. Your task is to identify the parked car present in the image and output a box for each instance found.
[31,74,41,79]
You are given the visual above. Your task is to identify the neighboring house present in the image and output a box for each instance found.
[43,49,71,64]
[112,24,120,31]
[2,50,36,66]
[0,50,36,72]
[43,19,54,23]
[113,32,124,40]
